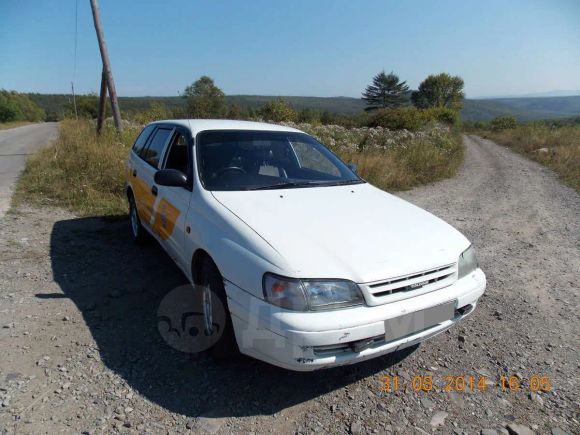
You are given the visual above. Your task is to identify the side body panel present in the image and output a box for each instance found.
[154,127,194,268]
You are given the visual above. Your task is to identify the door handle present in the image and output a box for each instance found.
[151,185,158,196]
[132,169,137,177]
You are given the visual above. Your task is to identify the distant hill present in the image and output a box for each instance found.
[26,93,580,122]
[461,96,580,121]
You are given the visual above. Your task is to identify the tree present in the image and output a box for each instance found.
[297,108,321,124]
[183,76,226,118]
[0,93,21,122]
[362,71,409,111]
[134,102,170,124]
[411,73,465,110]
[64,93,107,119]
[227,103,249,120]
[258,98,297,122]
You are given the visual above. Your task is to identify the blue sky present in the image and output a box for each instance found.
[1,0,579,98]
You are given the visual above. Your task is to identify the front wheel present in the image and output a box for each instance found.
[199,258,239,360]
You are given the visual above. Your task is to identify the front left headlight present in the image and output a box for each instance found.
[263,273,364,311]
[458,245,478,279]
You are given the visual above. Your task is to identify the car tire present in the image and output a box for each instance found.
[198,257,240,360]
[128,194,148,245]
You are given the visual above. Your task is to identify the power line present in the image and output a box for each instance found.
[73,0,78,83]
[71,0,79,119]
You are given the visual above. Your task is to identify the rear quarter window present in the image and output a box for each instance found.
[132,125,155,156]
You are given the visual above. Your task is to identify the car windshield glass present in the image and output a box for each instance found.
[196,130,363,191]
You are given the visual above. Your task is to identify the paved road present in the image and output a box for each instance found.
[0,123,58,217]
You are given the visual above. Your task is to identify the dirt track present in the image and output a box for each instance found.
[0,135,578,434]
[0,123,58,217]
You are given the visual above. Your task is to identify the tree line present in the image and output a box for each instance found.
[178,71,465,128]
[1,69,466,131]
[0,90,45,123]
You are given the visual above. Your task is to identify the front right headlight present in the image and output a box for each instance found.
[458,245,478,279]
[262,273,364,311]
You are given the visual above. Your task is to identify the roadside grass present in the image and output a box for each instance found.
[477,124,580,191]
[14,119,464,216]
[13,120,137,216]
[0,121,34,130]
[338,132,463,191]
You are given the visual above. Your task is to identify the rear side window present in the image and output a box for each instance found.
[132,125,155,155]
[141,127,173,168]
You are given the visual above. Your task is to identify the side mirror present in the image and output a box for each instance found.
[154,169,188,187]
[347,163,357,173]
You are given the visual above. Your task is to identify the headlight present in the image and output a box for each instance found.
[263,273,364,311]
[458,245,478,279]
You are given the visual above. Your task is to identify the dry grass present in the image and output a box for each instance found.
[14,120,137,216]
[480,124,580,191]
[340,132,463,191]
[14,120,464,216]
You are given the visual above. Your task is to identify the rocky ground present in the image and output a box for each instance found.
[0,136,578,434]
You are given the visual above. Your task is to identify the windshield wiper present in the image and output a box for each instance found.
[248,181,324,190]
[325,180,365,186]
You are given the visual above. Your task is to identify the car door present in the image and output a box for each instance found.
[152,127,193,266]
[127,124,155,217]
[131,125,174,231]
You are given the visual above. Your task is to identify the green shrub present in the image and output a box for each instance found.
[490,115,518,131]
[367,107,460,130]
[297,108,322,125]
[367,107,425,130]
[423,107,460,127]
[132,102,170,124]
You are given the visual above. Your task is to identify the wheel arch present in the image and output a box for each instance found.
[191,248,218,285]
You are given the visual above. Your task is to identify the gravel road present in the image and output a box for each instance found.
[0,135,578,434]
[0,123,58,217]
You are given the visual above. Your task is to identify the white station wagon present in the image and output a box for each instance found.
[126,119,486,371]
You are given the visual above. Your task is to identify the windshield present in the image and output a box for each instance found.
[196,130,362,191]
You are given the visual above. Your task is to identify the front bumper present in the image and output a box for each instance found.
[226,268,486,371]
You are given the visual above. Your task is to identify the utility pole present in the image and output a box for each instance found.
[89,0,123,133]
[70,82,78,119]
[96,67,107,134]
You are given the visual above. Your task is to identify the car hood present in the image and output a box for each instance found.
[211,183,470,283]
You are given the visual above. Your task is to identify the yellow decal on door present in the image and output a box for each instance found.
[131,173,156,224]
[152,198,181,240]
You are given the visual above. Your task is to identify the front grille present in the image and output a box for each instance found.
[361,264,457,305]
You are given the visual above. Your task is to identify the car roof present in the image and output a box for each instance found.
[147,119,303,136]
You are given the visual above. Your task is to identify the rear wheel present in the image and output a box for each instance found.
[198,257,239,360]
[128,194,148,245]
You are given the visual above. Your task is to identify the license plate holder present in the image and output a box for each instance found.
[385,300,455,342]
